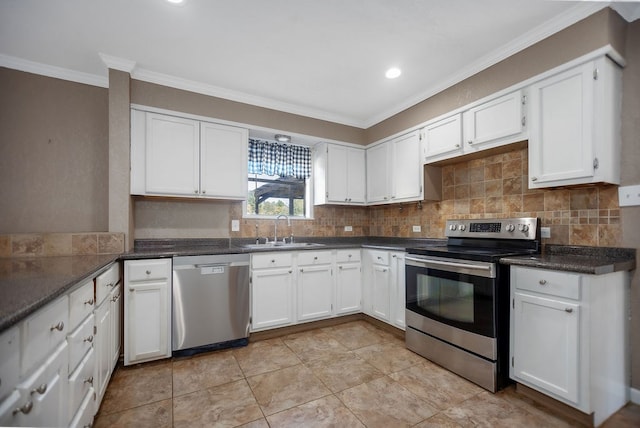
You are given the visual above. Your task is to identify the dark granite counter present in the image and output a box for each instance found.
[500,244,636,275]
[0,254,119,331]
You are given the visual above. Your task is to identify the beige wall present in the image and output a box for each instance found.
[366,8,627,143]
[0,68,109,233]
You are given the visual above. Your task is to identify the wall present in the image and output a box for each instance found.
[0,68,109,233]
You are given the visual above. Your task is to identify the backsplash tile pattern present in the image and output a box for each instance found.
[0,233,125,257]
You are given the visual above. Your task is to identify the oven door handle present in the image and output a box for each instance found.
[405,256,496,278]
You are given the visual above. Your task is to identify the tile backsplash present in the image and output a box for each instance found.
[234,146,621,247]
[0,232,125,257]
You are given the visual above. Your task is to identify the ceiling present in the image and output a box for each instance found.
[0,1,638,129]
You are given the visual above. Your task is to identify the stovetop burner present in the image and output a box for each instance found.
[407,217,541,262]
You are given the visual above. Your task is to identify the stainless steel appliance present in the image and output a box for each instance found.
[172,253,250,354]
[405,217,540,392]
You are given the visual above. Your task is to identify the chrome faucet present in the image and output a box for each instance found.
[274,214,291,243]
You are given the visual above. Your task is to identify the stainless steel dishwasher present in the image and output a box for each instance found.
[172,253,250,355]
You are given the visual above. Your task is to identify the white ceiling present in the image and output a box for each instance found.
[0,0,637,128]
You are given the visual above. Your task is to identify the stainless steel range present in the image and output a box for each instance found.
[405,217,540,392]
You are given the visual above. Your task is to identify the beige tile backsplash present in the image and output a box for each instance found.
[0,232,125,257]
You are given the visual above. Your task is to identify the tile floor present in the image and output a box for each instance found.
[94,320,640,427]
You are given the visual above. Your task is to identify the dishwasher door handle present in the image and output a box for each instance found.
[195,261,250,268]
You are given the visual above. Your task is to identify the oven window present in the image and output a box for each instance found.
[406,265,495,337]
[418,276,474,323]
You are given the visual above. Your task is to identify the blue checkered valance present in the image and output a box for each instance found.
[248,139,311,179]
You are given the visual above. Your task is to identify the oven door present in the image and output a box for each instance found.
[405,255,496,338]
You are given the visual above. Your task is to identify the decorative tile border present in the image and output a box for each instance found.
[0,233,125,258]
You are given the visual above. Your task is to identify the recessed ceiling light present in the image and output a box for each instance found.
[385,67,402,79]
[166,0,185,4]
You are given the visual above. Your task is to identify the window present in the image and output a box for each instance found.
[246,139,312,218]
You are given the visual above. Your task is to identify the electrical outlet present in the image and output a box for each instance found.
[618,184,640,207]
[541,227,551,239]
[231,219,240,232]
[344,225,353,232]
[412,225,421,233]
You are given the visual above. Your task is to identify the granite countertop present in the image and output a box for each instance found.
[0,254,119,331]
[0,237,445,332]
[500,244,636,275]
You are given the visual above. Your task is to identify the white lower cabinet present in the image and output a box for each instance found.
[68,348,96,422]
[510,266,629,426]
[251,253,295,331]
[124,259,172,366]
[390,252,406,330]
[363,249,406,330]
[335,250,362,315]
[297,251,333,322]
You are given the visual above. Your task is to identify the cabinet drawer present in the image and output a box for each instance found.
[68,348,95,420]
[252,252,293,269]
[367,250,389,265]
[297,250,332,266]
[0,326,20,401]
[68,385,95,428]
[0,390,21,427]
[21,296,69,374]
[69,280,95,330]
[96,262,121,305]
[336,249,361,263]
[67,314,94,374]
[125,259,170,282]
[513,266,581,300]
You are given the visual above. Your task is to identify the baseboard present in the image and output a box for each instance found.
[631,387,640,405]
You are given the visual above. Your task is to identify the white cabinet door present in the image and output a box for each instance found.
[528,62,595,187]
[251,268,294,331]
[371,265,391,322]
[94,295,111,403]
[297,265,333,322]
[109,283,122,368]
[335,263,362,315]
[423,113,463,162]
[391,131,422,202]
[346,148,366,203]
[512,291,580,404]
[327,144,349,203]
[463,90,525,152]
[124,280,171,365]
[366,142,390,203]
[200,122,248,199]
[145,112,200,196]
[322,145,366,205]
[390,252,406,330]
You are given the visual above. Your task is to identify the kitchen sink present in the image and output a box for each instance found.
[242,242,325,249]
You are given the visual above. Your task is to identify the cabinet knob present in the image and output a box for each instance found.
[531,177,538,182]
[339,266,343,270]
[112,293,120,302]
[538,279,547,285]
[84,376,94,385]
[565,308,574,313]
[348,254,352,258]
[13,401,33,415]
[30,384,47,395]
[455,144,460,148]
[202,190,206,194]
[84,335,94,343]
[300,268,304,272]
[146,270,151,275]
[84,298,94,306]
[194,190,199,194]
[314,256,318,260]
[50,321,64,332]
[271,259,275,263]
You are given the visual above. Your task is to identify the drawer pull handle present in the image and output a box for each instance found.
[30,384,47,395]
[565,308,574,313]
[50,321,64,332]
[145,270,151,275]
[84,298,94,306]
[13,401,33,415]
[538,280,547,285]
[84,335,94,343]
[84,376,94,385]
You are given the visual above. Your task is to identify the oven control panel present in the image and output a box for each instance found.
[446,218,538,240]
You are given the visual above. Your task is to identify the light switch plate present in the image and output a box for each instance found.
[541,227,551,239]
[344,225,353,232]
[618,185,640,207]
[231,219,240,232]
[412,225,421,232]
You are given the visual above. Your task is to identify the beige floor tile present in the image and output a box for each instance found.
[283,329,350,363]
[353,341,424,374]
[442,390,521,427]
[172,349,244,397]
[98,360,172,415]
[236,418,270,427]
[247,364,331,415]
[337,376,438,427]
[234,337,301,377]
[389,360,483,410]
[173,379,263,428]
[93,398,172,428]
[305,351,385,393]
[266,395,365,427]
[414,412,465,428]
[496,386,580,427]
[322,320,389,350]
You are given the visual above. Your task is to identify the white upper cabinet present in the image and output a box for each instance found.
[463,89,526,152]
[314,143,366,205]
[390,131,423,203]
[422,113,463,162]
[527,56,621,188]
[131,109,248,200]
[366,142,391,204]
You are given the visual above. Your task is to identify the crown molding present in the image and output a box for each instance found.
[611,2,640,22]
[98,53,136,73]
[0,53,108,88]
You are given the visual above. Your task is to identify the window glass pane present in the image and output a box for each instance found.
[247,173,306,217]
